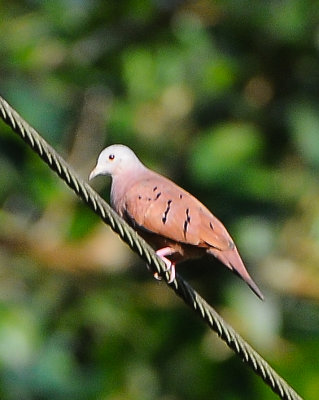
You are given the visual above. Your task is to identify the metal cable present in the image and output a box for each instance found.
[0,95,303,400]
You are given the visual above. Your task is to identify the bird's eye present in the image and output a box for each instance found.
[109,154,115,160]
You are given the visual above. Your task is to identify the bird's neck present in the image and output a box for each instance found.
[110,166,149,213]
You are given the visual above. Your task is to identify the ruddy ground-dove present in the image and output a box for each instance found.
[89,144,263,300]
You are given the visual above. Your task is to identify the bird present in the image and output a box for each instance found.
[89,144,264,300]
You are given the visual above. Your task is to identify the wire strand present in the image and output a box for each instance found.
[0,95,303,400]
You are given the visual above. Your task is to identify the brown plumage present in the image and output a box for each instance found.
[89,144,263,300]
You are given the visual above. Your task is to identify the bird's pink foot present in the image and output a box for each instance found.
[154,247,176,283]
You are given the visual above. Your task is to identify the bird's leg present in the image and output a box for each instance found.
[153,247,176,283]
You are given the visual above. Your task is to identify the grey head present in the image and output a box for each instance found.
[89,144,146,181]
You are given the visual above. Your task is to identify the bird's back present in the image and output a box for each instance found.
[117,171,233,251]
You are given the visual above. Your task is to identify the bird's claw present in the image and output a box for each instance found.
[147,247,176,283]
[153,257,175,283]
[153,264,175,283]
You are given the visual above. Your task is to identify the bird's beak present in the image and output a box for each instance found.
[89,166,99,181]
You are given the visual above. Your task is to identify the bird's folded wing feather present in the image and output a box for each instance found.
[122,175,233,251]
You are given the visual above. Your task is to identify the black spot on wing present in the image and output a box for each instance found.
[186,208,191,222]
[162,200,172,224]
[153,186,158,192]
[183,208,191,239]
[154,192,162,200]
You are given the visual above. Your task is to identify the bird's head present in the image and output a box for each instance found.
[89,144,144,180]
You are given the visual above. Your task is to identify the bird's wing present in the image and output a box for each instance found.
[122,174,233,251]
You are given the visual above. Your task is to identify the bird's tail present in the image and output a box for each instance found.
[207,248,264,300]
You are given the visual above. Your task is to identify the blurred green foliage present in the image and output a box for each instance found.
[1,0,319,399]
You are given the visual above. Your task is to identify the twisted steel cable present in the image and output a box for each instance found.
[0,95,302,400]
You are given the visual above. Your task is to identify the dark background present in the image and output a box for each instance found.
[1,1,319,399]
